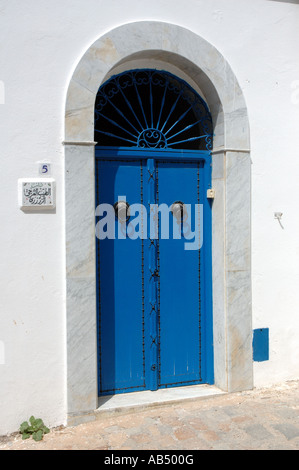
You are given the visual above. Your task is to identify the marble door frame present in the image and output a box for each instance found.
[64,21,252,425]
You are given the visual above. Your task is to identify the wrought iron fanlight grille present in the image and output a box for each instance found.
[94,69,213,151]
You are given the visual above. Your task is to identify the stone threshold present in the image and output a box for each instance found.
[95,384,225,418]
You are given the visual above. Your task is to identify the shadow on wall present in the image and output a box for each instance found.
[267,0,299,4]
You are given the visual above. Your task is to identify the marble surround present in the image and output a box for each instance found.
[64,21,252,424]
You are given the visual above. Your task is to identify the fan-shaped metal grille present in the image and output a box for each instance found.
[94,69,213,151]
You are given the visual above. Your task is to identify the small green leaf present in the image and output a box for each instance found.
[20,422,29,433]
[29,416,37,426]
[32,429,43,442]
[35,418,44,429]
[42,426,50,435]
[22,432,31,440]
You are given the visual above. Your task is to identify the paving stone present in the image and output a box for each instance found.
[244,424,274,441]
[274,423,299,440]
[274,407,299,420]
[174,426,197,441]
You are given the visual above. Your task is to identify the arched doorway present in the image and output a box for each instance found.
[64,22,252,424]
[95,69,214,395]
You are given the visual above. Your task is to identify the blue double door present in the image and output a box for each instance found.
[96,150,213,396]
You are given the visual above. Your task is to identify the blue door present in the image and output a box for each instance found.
[158,160,204,388]
[96,159,146,395]
[96,149,213,396]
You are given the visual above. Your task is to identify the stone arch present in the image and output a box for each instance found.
[64,22,252,424]
[65,23,249,150]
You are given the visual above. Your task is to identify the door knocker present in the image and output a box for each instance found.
[171,201,188,224]
[114,200,130,223]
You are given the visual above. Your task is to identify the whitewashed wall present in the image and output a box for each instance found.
[0,0,298,434]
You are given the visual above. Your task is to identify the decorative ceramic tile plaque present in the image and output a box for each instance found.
[18,178,56,210]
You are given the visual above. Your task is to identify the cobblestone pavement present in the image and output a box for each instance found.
[1,381,298,451]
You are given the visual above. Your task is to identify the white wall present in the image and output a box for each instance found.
[0,0,298,434]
